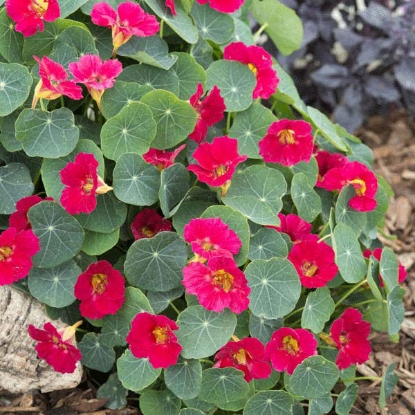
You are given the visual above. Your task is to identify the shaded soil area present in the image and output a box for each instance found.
[1,110,415,415]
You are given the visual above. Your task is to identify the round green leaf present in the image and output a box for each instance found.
[223,165,286,226]
[28,260,80,308]
[28,201,85,268]
[0,112,23,152]
[335,186,367,235]
[112,152,160,206]
[335,384,358,415]
[229,17,254,45]
[141,89,197,149]
[164,356,202,400]
[101,314,130,347]
[75,115,101,144]
[0,9,24,63]
[249,314,283,344]
[379,363,398,409]
[79,332,115,372]
[0,162,34,214]
[59,1,90,18]
[118,287,153,323]
[244,390,294,415]
[387,286,405,335]
[182,397,215,413]
[140,389,181,415]
[82,229,119,256]
[252,370,280,392]
[101,102,156,160]
[176,306,237,359]
[15,108,79,158]
[246,258,301,319]
[179,410,205,415]
[380,247,399,292]
[301,287,335,334]
[97,373,128,410]
[291,173,322,223]
[125,231,187,291]
[190,37,213,69]
[206,60,255,112]
[229,101,276,159]
[309,395,333,415]
[197,367,250,406]
[289,356,339,399]
[0,62,32,116]
[147,286,184,314]
[291,157,319,186]
[56,25,98,56]
[249,228,288,261]
[117,349,161,392]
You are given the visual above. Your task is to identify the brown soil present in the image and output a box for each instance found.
[1,110,414,415]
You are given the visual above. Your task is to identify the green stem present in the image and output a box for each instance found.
[225,112,232,134]
[285,306,304,320]
[199,358,213,365]
[334,279,368,309]
[253,23,269,42]
[40,99,47,111]
[351,299,385,308]
[160,19,164,38]
[318,234,332,243]
[169,301,181,315]
[341,376,382,382]
[60,96,65,108]
[318,221,331,237]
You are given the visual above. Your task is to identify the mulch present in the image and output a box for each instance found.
[1,109,415,415]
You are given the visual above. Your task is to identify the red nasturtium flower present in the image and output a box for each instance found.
[91,2,159,57]
[28,321,82,374]
[126,312,182,369]
[184,217,242,261]
[320,161,378,212]
[288,240,338,289]
[0,227,40,286]
[187,136,247,195]
[74,260,125,320]
[189,83,226,143]
[214,337,271,382]
[363,248,407,287]
[6,0,60,37]
[315,150,348,188]
[224,42,279,99]
[143,144,186,171]
[182,256,250,314]
[60,152,113,215]
[324,308,372,370]
[68,54,123,109]
[266,213,318,243]
[9,195,53,232]
[32,56,83,109]
[165,0,176,15]
[130,209,172,240]
[196,0,244,14]
[265,327,318,375]
[259,119,314,166]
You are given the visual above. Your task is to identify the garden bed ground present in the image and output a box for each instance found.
[0,110,414,415]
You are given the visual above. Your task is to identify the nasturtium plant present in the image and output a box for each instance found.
[0,0,403,413]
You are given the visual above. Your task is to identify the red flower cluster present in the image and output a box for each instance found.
[74,260,125,320]
[126,312,182,369]
[315,150,348,188]
[196,0,244,14]
[60,152,112,215]
[165,0,176,15]
[6,0,60,37]
[214,337,271,382]
[224,42,278,99]
[0,227,40,286]
[28,321,82,373]
[259,119,314,166]
[130,209,172,240]
[32,56,83,109]
[265,327,317,375]
[189,83,226,144]
[91,2,159,56]
[143,144,185,171]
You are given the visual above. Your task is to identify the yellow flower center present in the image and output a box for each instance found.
[141,226,155,238]
[32,0,49,17]
[248,63,258,76]
[0,246,13,261]
[233,348,251,365]
[339,334,349,346]
[282,335,299,355]
[348,178,367,196]
[152,326,170,344]
[82,176,95,194]
[212,269,234,292]
[91,273,108,295]
[278,129,296,145]
[302,261,318,277]
[214,165,228,178]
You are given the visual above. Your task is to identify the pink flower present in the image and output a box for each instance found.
[130,209,172,240]
[28,321,82,374]
[182,256,250,313]
[214,337,271,382]
[126,312,182,369]
[60,153,112,215]
[183,217,242,261]
[196,0,244,14]
[32,56,83,109]
[266,213,318,244]
[68,54,123,109]
[143,144,185,171]
[259,119,314,166]
[187,136,247,192]
[288,240,338,289]
[265,327,318,375]
[0,227,40,286]
[363,248,407,287]
[91,2,159,56]
[6,0,60,37]
[315,150,348,189]
[321,161,378,212]
[328,308,371,370]
[223,42,278,99]
[189,83,226,144]
[165,0,176,15]
[74,260,125,320]
[9,195,53,232]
